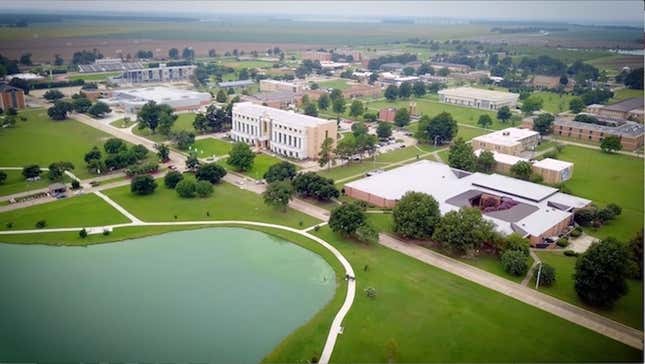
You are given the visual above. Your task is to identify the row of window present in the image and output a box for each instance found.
[273,131,303,149]
[556,125,605,137]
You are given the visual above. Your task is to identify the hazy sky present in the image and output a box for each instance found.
[3,1,644,25]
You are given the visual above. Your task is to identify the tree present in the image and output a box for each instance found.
[477,114,492,129]
[155,143,170,162]
[569,97,585,114]
[476,150,496,173]
[84,146,101,163]
[227,142,255,171]
[394,108,410,127]
[87,101,111,117]
[54,54,64,66]
[47,100,73,120]
[351,122,368,137]
[19,52,32,65]
[176,179,197,198]
[263,161,297,183]
[416,112,458,144]
[130,175,157,195]
[334,134,357,164]
[263,180,294,211]
[104,138,127,154]
[195,163,227,184]
[384,85,398,101]
[318,137,334,168]
[448,138,476,172]
[510,160,532,180]
[173,131,195,150]
[317,94,330,110]
[195,180,213,197]
[164,171,184,188]
[626,231,643,280]
[304,102,318,117]
[182,47,194,60]
[0,170,6,184]
[574,238,629,307]
[332,98,346,115]
[349,100,364,117]
[501,250,529,276]
[623,67,643,89]
[158,111,178,135]
[137,101,168,133]
[79,228,88,239]
[72,97,92,113]
[438,67,450,77]
[43,89,64,102]
[9,78,29,95]
[535,263,556,287]
[600,135,622,153]
[193,113,209,133]
[168,48,179,59]
[186,152,200,171]
[329,203,366,236]
[392,192,441,239]
[432,207,495,255]
[497,106,512,123]
[533,113,554,135]
[521,95,543,114]
[292,172,339,201]
[398,82,412,98]
[216,89,228,103]
[376,122,393,140]
[47,161,74,181]
[22,164,41,179]
[329,89,343,102]
[412,81,426,97]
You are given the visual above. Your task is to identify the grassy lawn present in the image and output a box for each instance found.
[132,112,196,142]
[219,153,284,180]
[103,180,319,229]
[318,79,350,90]
[191,138,233,158]
[109,118,136,129]
[311,227,640,363]
[558,146,643,241]
[0,109,116,179]
[221,60,274,69]
[534,251,643,330]
[532,91,576,114]
[319,146,421,182]
[0,193,130,230]
[0,170,70,197]
[609,88,643,103]
[367,95,507,130]
[68,72,120,81]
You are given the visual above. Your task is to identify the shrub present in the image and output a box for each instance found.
[125,162,159,177]
[564,250,579,257]
[392,191,441,240]
[574,207,597,226]
[574,238,629,307]
[164,171,184,189]
[570,228,582,238]
[35,220,47,228]
[130,175,157,195]
[102,229,111,236]
[503,233,530,255]
[556,237,569,248]
[79,228,88,238]
[176,179,197,198]
[71,180,81,189]
[195,180,214,198]
[501,250,529,276]
[329,203,366,237]
[534,263,556,287]
[195,163,227,184]
[365,287,377,298]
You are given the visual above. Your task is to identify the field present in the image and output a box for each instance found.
[68,72,121,81]
[534,251,643,330]
[221,60,275,69]
[220,153,284,180]
[0,170,70,197]
[587,54,644,75]
[191,138,234,158]
[132,112,196,142]
[318,146,421,182]
[109,118,137,129]
[609,88,643,103]
[532,91,576,114]
[558,146,643,241]
[103,180,319,228]
[0,193,129,230]
[0,109,116,179]
[318,79,351,90]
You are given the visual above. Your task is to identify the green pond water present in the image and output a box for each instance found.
[0,227,336,363]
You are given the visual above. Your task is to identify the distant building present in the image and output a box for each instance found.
[551,117,644,151]
[242,91,301,110]
[429,62,471,73]
[587,97,644,122]
[0,84,26,110]
[419,74,448,84]
[379,63,403,72]
[529,75,575,91]
[231,102,337,160]
[438,87,519,111]
[5,73,44,81]
[259,79,303,93]
[218,80,255,89]
[107,86,211,114]
[450,70,490,82]
[78,59,145,73]
[472,127,540,156]
[116,64,196,84]
[342,84,381,99]
[302,50,332,62]
[379,72,419,86]
[378,108,397,122]
[335,48,363,61]
[475,150,574,185]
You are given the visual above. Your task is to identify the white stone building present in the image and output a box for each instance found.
[438,87,519,110]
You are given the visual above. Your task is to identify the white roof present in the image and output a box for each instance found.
[471,173,558,202]
[233,102,333,128]
[533,158,573,171]
[114,86,211,103]
[474,149,527,165]
[6,73,44,80]
[548,192,591,210]
[260,79,299,86]
[515,207,572,237]
[473,127,539,147]
[438,87,519,101]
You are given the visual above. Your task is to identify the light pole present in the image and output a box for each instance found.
[534,262,543,289]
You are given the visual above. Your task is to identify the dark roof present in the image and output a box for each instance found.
[0,84,21,92]
[604,97,644,112]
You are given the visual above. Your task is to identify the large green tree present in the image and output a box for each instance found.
[394,108,410,127]
[569,97,585,114]
[263,161,297,183]
[497,106,512,123]
[393,191,441,239]
[263,180,294,211]
[533,113,554,135]
[47,100,73,120]
[432,207,495,255]
[600,135,622,153]
[195,163,227,184]
[227,142,255,171]
[329,203,366,237]
[130,175,157,195]
[448,138,476,172]
[574,238,629,307]
[416,112,458,144]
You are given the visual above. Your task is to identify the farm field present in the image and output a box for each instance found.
[557,146,643,241]
[0,193,130,230]
[0,109,115,179]
[318,79,351,90]
[609,88,643,103]
[103,179,319,228]
[0,170,70,197]
[534,251,643,330]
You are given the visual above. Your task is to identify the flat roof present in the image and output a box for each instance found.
[533,158,573,171]
[474,149,527,165]
[554,118,644,137]
[604,97,644,113]
[438,87,519,101]
[113,86,211,103]
[472,127,539,147]
[471,173,559,202]
[219,80,255,87]
[233,102,333,128]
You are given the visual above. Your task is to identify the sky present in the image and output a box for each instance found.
[2,1,643,26]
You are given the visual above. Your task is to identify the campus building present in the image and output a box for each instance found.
[301,50,332,62]
[231,102,337,160]
[586,98,644,122]
[344,160,590,246]
[218,80,255,89]
[429,62,471,73]
[107,86,211,114]
[0,84,26,110]
[78,58,145,73]
[471,127,540,156]
[116,64,196,84]
[438,87,519,111]
[551,117,644,151]
[259,79,303,93]
[474,150,574,185]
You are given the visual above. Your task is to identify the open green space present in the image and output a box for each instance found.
[68,72,120,81]
[0,109,116,179]
[534,251,643,330]
[103,180,319,228]
[109,118,137,129]
[532,91,576,114]
[609,88,643,103]
[558,146,643,241]
[0,193,129,231]
[318,79,351,90]
[319,146,421,182]
[132,112,196,142]
[191,138,233,158]
[221,60,275,69]
[219,153,285,180]
[0,170,70,197]
[587,54,643,75]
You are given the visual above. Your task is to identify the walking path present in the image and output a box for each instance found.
[378,233,643,350]
[93,191,143,224]
[521,250,541,286]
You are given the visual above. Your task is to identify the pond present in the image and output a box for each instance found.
[0,227,336,363]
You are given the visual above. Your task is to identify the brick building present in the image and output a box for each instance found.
[552,118,644,151]
[0,84,26,110]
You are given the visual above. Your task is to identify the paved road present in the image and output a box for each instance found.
[379,233,644,350]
